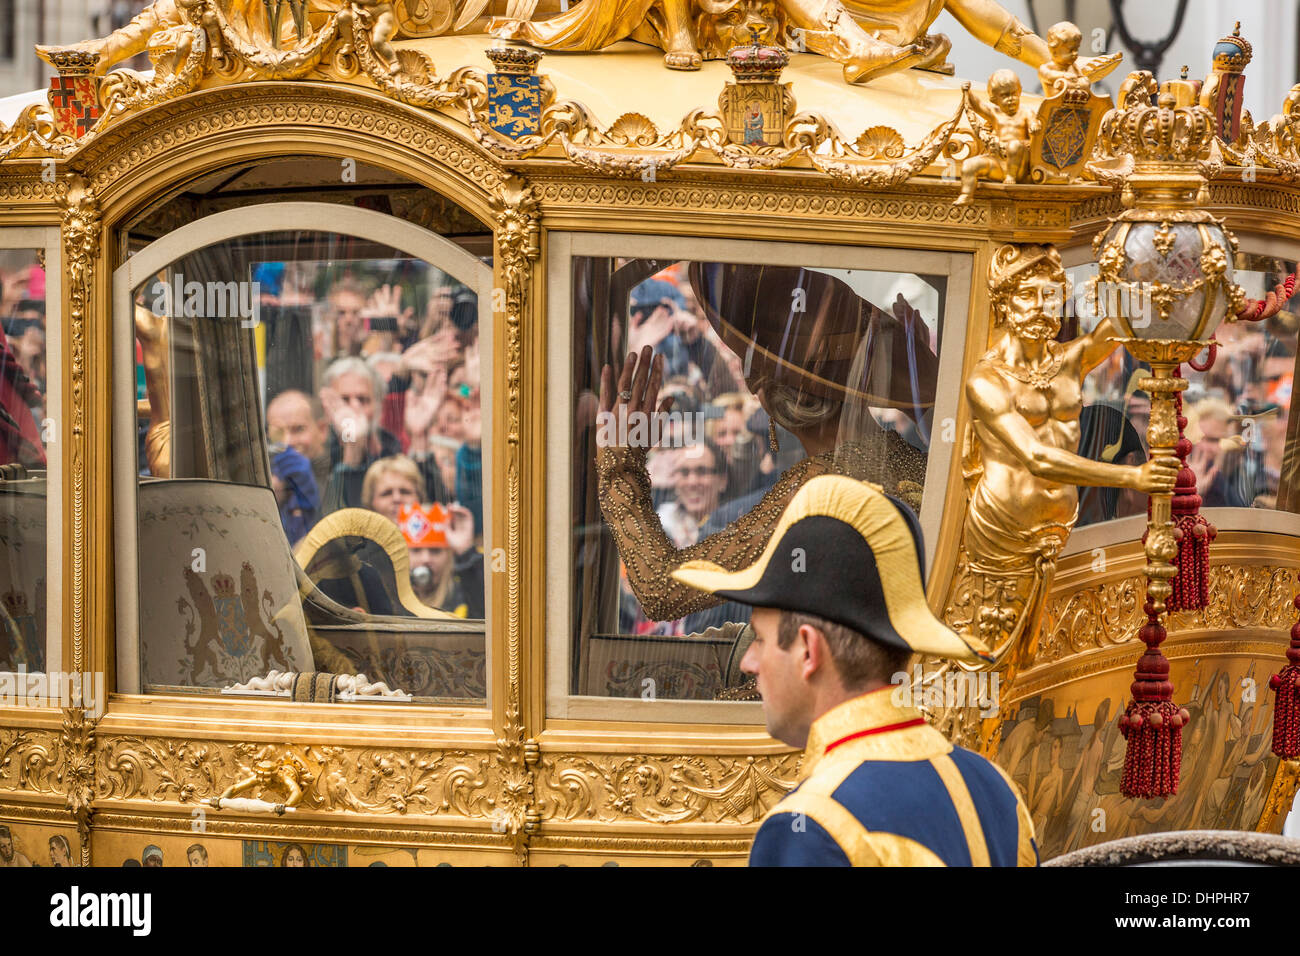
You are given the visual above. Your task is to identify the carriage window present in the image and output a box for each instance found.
[1071,252,1299,527]
[131,230,487,703]
[0,248,49,673]
[570,256,944,700]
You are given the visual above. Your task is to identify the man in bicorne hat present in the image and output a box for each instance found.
[671,474,1037,866]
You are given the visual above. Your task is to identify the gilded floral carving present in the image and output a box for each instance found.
[0,727,62,794]
[536,753,800,824]
[1030,564,1297,668]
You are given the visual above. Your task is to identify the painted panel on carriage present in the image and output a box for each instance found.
[0,820,78,867]
[243,839,346,867]
[992,653,1279,860]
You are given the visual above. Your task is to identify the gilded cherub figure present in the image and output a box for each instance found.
[352,0,401,72]
[1037,21,1119,96]
[954,70,1038,205]
[213,748,309,810]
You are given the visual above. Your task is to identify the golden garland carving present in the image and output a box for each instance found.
[58,174,101,675]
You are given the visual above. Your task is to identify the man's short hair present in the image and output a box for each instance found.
[777,610,912,691]
[0,824,10,839]
[186,843,208,861]
[323,356,382,402]
[268,388,324,421]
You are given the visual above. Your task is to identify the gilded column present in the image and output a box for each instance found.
[489,174,541,864]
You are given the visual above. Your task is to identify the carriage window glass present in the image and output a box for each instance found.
[132,231,487,703]
[1069,253,1299,527]
[571,257,944,700]
[0,248,49,673]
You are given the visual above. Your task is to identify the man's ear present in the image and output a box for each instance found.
[798,623,828,681]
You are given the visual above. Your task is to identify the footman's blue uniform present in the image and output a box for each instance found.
[750,688,1038,867]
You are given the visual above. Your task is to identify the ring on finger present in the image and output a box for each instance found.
[618,390,633,402]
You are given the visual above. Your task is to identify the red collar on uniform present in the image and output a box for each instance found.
[822,717,927,757]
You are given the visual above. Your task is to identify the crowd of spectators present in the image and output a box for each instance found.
[1078,274,1296,519]
[252,261,484,618]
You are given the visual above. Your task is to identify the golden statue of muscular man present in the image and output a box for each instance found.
[492,0,1097,86]
[957,244,1178,674]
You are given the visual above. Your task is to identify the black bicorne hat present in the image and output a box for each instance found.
[671,475,990,661]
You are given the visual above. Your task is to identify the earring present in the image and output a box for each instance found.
[768,419,779,453]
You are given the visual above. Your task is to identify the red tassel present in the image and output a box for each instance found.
[1168,384,1215,612]
[1119,608,1190,798]
[1268,587,1300,759]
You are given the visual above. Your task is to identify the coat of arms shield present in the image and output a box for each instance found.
[1030,90,1111,182]
[48,76,101,139]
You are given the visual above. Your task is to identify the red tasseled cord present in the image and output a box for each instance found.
[1168,384,1215,611]
[1269,587,1300,759]
[1119,606,1190,798]
[1237,269,1298,322]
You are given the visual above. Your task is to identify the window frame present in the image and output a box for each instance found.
[0,226,63,678]
[545,230,974,722]
[112,201,495,702]
[1059,232,1300,559]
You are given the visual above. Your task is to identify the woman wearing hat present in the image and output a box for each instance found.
[598,263,937,625]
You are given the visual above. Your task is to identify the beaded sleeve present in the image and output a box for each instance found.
[595,431,928,623]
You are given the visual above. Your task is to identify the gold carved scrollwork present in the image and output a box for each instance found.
[535,753,800,824]
[1029,564,1298,669]
[0,727,62,794]
[95,737,534,824]
[0,104,78,162]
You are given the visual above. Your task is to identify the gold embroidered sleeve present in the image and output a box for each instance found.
[596,446,835,622]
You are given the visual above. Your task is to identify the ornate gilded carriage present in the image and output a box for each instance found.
[0,1,1297,867]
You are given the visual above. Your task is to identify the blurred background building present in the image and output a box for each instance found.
[1,0,139,97]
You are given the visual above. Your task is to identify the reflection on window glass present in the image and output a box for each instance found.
[1071,253,1299,526]
[133,231,486,702]
[573,257,945,700]
[0,248,48,672]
